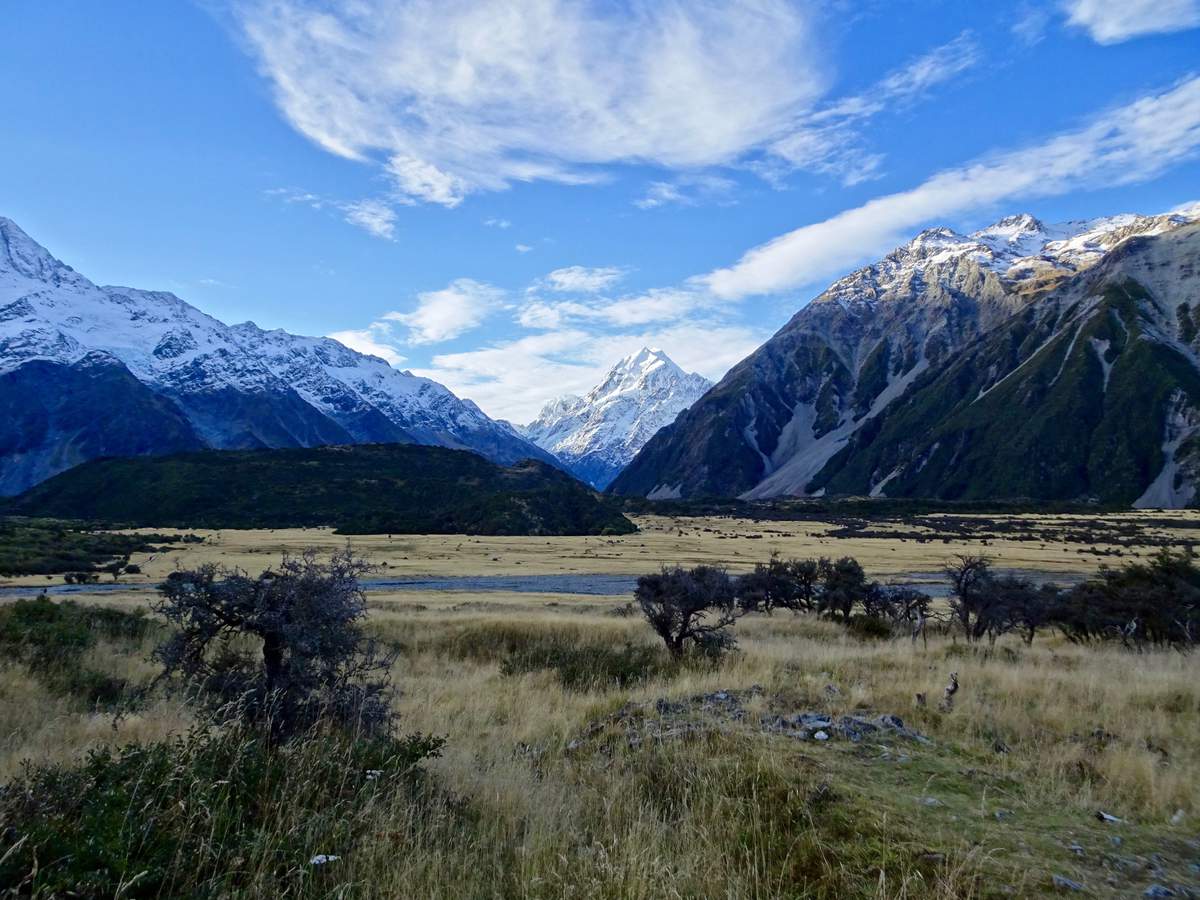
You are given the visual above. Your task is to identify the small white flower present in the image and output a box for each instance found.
[365,769,383,780]
[310,854,340,866]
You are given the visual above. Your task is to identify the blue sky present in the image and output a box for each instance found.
[3,1,1200,421]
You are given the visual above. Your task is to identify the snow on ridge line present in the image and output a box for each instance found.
[814,203,1200,311]
[0,214,543,462]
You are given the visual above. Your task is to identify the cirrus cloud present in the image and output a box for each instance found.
[237,0,825,206]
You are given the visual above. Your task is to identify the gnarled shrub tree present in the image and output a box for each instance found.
[737,554,819,614]
[152,547,395,739]
[636,565,739,658]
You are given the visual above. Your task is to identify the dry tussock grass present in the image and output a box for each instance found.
[2,525,1199,896]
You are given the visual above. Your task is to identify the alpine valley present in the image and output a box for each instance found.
[610,205,1200,508]
[521,347,711,489]
[0,216,555,496]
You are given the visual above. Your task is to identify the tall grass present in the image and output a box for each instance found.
[1,595,1197,896]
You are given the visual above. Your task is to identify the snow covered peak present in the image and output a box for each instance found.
[524,349,712,488]
[971,213,1055,256]
[815,202,1198,312]
[618,345,667,371]
[0,216,91,300]
[1172,200,1200,220]
[594,346,684,394]
[978,212,1047,236]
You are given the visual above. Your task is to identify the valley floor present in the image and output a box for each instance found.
[2,512,1199,897]
[6,510,1198,590]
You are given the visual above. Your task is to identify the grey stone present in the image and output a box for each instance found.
[1144,886,1175,898]
[799,714,833,729]
[1052,874,1086,892]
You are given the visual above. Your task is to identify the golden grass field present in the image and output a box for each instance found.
[2,511,1199,897]
[8,510,1200,589]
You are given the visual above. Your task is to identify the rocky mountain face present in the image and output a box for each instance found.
[0,216,554,495]
[522,348,712,488]
[610,206,1200,506]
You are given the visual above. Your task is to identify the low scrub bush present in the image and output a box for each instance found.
[501,636,674,690]
[0,595,149,707]
[846,614,893,641]
[0,518,192,577]
[0,724,445,897]
[432,621,607,663]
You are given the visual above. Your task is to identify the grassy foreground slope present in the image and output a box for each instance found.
[2,444,636,536]
[1,589,1197,897]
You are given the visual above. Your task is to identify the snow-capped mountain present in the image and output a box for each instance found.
[612,204,1200,506]
[523,348,711,488]
[0,216,554,495]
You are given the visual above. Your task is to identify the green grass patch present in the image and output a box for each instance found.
[0,595,152,707]
[501,637,675,690]
[0,517,192,576]
[0,725,445,898]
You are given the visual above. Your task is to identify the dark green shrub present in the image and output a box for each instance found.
[1053,549,1200,647]
[0,725,445,897]
[0,594,92,670]
[501,637,673,690]
[432,622,592,662]
[0,518,189,577]
[0,596,149,706]
[846,614,893,641]
[43,666,130,708]
[82,603,151,641]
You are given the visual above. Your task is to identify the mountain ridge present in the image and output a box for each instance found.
[610,204,1200,506]
[0,216,555,495]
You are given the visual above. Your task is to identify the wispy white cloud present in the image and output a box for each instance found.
[514,243,533,254]
[763,32,981,187]
[245,5,987,210]
[519,287,708,330]
[341,199,397,239]
[267,188,399,239]
[327,323,407,365]
[540,265,627,293]
[1012,5,1052,46]
[238,0,825,206]
[704,75,1200,299]
[382,278,504,344]
[635,173,737,209]
[870,31,981,104]
[1063,0,1200,44]
[483,217,512,229]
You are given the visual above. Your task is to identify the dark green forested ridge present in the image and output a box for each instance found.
[2,444,636,535]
